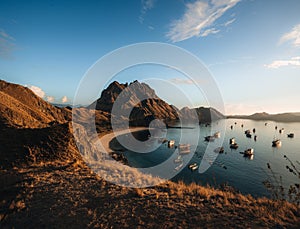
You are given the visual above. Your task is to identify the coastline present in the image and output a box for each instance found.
[99,127,149,154]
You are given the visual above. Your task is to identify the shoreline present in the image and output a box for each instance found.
[99,127,149,154]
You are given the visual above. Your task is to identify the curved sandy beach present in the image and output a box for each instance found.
[99,127,148,153]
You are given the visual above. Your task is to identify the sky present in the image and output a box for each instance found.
[0,0,300,115]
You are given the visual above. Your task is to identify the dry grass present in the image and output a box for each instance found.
[1,161,299,228]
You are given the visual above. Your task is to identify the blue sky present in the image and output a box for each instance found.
[0,0,300,114]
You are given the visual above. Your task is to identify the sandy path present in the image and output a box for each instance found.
[99,127,148,153]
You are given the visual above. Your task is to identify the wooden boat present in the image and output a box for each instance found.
[244,148,254,156]
[272,139,282,147]
[279,129,284,134]
[287,133,294,138]
[230,143,239,149]
[229,138,235,144]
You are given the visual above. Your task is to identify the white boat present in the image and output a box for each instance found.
[191,164,198,171]
[229,138,235,144]
[245,129,251,135]
[214,131,221,138]
[174,155,183,163]
[230,143,239,149]
[168,140,175,148]
[244,148,254,156]
[188,163,198,171]
[272,139,282,147]
[174,162,184,171]
[178,144,191,154]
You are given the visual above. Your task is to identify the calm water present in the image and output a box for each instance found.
[124,119,300,198]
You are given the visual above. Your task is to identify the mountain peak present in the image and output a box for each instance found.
[89,80,158,112]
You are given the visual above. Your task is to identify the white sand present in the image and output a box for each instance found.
[99,127,148,153]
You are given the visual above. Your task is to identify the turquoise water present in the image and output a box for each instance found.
[124,119,300,198]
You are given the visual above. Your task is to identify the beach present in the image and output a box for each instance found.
[99,127,149,153]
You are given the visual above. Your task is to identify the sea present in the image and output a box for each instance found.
[123,119,300,198]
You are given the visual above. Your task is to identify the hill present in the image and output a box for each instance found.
[228,112,300,122]
[0,80,70,128]
[88,80,224,125]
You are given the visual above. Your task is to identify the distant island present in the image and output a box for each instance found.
[227,112,300,123]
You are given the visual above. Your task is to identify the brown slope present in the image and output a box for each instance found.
[0,122,82,169]
[0,80,70,128]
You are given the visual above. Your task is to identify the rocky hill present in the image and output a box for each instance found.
[89,80,224,126]
[0,80,70,128]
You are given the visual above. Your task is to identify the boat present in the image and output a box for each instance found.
[174,155,183,163]
[214,131,221,138]
[229,138,235,144]
[287,133,294,138]
[230,125,233,130]
[168,140,175,148]
[244,148,254,156]
[190,164,198,171]
[244,130,251,135]
[188,163,197,169]
[179,144,191,154]
[246,133,252,138]
[254,135,257,141]
[214,147,224,153]
[188,163,198,171]
[241,124,244,128]
[253,128,256,133]
[279,128,284,134]
[272,139,282,147]
[204,136,215,142]
[174,163,184,171]
[230,143,239,149]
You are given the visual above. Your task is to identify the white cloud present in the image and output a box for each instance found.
[166,0,240,42]
[61,96,68,103]
[0,28,15,59]
[139,0,156,24]
[201,28,220,37]
[46,96,55,103]
[279,24,300,47]
[223,18,236,27]
[264,56,300,69]
[28,85,45,98]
